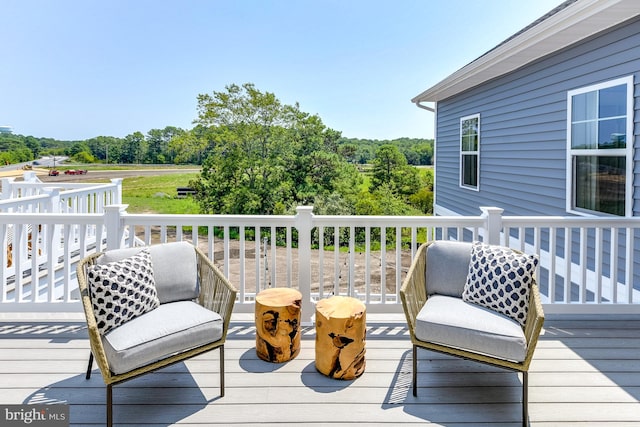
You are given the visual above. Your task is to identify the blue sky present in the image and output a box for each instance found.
[1,0,564,141]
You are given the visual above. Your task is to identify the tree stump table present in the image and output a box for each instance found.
[315,295,366,380]
[255,287,302,363]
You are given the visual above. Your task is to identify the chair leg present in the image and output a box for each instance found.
[220,345,225,397]
[412,345,418,397]
[86,352,94,379]
[522,371,528,427]
[107,384,113,427]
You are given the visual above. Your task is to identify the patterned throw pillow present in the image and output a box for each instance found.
[87,249,160,335]
[462,242,538,326]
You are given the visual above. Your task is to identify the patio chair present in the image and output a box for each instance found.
[400,240,544,426]
[77,241,237,427]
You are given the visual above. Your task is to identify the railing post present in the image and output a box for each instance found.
[43,187,61,213]
[1,177,15,200]
[42,188,62,260]
[480,206,504,245]
[23,171,38,185]
[110,178,123,205]
[104,204,129,250]
[296,206,314,324]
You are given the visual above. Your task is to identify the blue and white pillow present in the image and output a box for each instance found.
[462,242,538,326]
[87,249,160,334]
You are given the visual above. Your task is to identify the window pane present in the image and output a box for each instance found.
[598,118,626,149]
[572,92,597,121]
[462,134,477,152]
[462,118,478,136]
[599,84,626,118]
[571,122,597,149]
[462,154,477,187]
[574,155,625,216]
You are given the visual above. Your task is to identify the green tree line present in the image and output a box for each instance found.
[1,83,433,216]
[338,137,433,166]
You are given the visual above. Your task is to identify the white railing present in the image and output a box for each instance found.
[501,215,640,313]
[1,203,639,320]
[1,175,122,306]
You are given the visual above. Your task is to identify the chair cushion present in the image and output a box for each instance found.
[462,242,538,326]
[98,241,198,304]
[102,300,224,375]
[415,295,527,362]
[87,249,160,335]
[425,241,472,297]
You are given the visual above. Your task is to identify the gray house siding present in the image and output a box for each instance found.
[434,16,640,217]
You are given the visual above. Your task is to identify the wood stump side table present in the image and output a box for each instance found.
[315,295,366,380]
[255,287,302,363]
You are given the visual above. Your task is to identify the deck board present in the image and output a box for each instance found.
[0,317,639,426]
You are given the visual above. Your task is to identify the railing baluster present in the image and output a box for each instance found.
[626,228,633,303]
[595,227,603,303]
[611,227,618,303]
[364,226,370,304]
[333,226,340,295]
[380,227,386,304]
[286,226,292,288]
[239,226,246,298]
[319,226,325,300]
[255,226,261,292]
[395,226,401,302]
[223,226,230,279]
[580,227,587,303]
[270,226,277,289]
[349,226,355,297]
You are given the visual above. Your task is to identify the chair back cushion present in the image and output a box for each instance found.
[425,240,472,297]
[98,241,198,304]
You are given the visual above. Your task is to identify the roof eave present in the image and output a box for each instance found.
[412,0,640,104]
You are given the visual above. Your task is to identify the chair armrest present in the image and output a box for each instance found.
[400,242,430,338]
[77,252,115,384]
[522,281,545,368]
[195,247,238,339]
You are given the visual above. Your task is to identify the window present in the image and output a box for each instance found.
[460,114,480,190]
[567,76,633,216]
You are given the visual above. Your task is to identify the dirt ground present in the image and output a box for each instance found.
[37,168,201,183]
[132,225,412,299]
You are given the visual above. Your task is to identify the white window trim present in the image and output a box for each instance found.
[459,113,480,191]
[565,75,634,217]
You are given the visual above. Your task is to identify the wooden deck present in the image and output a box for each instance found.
[0,314,639,426]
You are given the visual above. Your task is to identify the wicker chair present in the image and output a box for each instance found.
[400,241,544,426]
[77,241,237,427]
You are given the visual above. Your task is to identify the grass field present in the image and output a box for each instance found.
[122,172,201,214]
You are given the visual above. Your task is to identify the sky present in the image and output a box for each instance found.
[1,0,565,141]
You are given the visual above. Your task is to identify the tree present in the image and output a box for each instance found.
[168,128,208,164]
[121,132,147,164]
[147,126,184,164]
[370,145,407,191]
[338,143,358,163]
[24,136,42,159]
[191,83,357,215]
[86,136,123,163]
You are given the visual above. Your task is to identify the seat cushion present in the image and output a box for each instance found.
[425,241,472,298]
[414,295,527,362]
[98,241,198,304]
[102,300,224,375]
